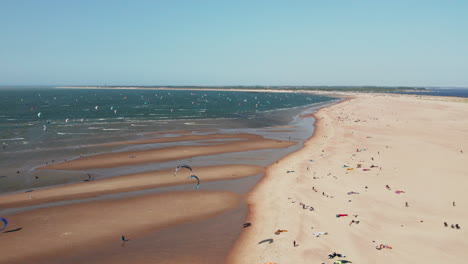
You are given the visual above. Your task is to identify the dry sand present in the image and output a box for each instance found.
[0,165,263,209]
[0,191,241,264]
[227,93,468,264]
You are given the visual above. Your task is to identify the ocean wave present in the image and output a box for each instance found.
[0,137,25,141]
[102,128,126,131]
[177,115,203,118]
[57,132,92,135]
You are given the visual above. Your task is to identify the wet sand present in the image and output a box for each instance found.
[92,133,262,147]
[0,191,241,264]
[37,134,295,171]
[227,93,468,264]
[0,165,263,209]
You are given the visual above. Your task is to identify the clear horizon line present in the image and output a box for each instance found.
[1,84,468,89]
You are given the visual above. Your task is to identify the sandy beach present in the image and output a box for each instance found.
[227,93,468,263]
[1,92,467,263]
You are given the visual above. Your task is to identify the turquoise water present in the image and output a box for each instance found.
[0,88,332,122]
[0,88,334,151]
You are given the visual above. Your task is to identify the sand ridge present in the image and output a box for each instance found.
[38,134,295,171]
[92,133,262,147]
[0,165,263,209]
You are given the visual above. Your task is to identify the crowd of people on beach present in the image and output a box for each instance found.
[268,112,463,263]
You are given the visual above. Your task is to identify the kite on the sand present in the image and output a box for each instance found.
[376,244,392,250]
[274,229,288,235]
[328,252,346,259]
[313,232,328,237]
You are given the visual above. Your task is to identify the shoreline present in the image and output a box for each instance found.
[226,97,350,263]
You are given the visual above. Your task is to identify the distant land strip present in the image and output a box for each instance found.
[56,86,428,93]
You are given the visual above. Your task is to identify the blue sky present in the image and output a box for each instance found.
[1,0,467,87]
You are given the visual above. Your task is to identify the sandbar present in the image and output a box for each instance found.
[0,165,263,209]
[38,135,295,171]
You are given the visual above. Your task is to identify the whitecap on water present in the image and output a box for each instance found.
[0,137,25,141]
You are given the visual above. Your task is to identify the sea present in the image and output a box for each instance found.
[392,88,468,98]
[0,87,337,194]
